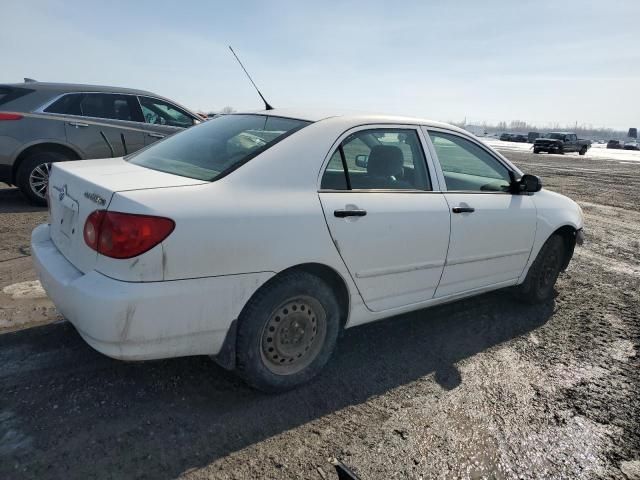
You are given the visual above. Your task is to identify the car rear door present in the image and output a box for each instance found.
[56,93,145,158]
[137,96,198,145]
[424,128,537,298]
[318,126,450,312]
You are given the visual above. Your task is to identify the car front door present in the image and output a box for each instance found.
[318,126,450,312]
[425,129,537,298]
[569,134,578,152]
[62,93,145,158]
[138,96,199,145]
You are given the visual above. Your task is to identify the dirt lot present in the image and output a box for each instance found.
[0,148,639,480]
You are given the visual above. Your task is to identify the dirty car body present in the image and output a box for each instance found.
[31,110,584,390]
[0,81,201,204]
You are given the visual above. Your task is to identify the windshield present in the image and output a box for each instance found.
[128,114,310,181]
[544,133,565,140]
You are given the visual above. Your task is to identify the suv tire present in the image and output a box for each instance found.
[16,151,70,206]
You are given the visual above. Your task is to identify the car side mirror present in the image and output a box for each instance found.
[517,174,542,193]
[355,154,368,168]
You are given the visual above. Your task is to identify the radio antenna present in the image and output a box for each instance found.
[228,46,273,111]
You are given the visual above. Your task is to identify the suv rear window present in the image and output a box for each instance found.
[0,86,34,107]
[128,114,310,181]
[45,93,142,121]
[44,93,83,115]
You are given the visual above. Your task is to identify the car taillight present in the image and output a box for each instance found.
[0,112,23,120]
[83,210,175,259]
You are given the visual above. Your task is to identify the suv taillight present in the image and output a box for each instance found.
[84,211,175,259]
[0,112,23,120]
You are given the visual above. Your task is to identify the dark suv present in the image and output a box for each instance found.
[0,81,202,204]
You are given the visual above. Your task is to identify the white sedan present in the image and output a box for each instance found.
[31,110,584,391]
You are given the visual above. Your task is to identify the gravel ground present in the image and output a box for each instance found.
[0,148,638,480]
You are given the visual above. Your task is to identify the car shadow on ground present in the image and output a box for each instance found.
[0,290,554,479]
[0,186,45,214]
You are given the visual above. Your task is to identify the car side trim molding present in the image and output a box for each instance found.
[356,259,445,279]
[445,248,530,267]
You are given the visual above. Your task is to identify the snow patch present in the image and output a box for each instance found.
[481,138,640,163]
[2,280,46,299]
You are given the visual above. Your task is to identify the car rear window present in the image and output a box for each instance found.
[0,86,34,107]
[44,93,83,115]
[128,114,310,181]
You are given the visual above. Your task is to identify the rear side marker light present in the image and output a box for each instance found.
[0,112,23,120]
[84,210,175,259]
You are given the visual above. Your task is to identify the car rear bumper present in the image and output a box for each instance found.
[31,224,273,361]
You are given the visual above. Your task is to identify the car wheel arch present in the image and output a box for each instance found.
[214,262,351,372]
[12,142,81,182]
[552,225,579,271]
[247,263,350,329]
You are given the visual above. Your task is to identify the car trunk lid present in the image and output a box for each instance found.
[48,158,206,273]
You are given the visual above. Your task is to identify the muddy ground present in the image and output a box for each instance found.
[0,148,638,479]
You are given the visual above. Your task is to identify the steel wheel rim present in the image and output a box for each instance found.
[28,162,51,200]
[260,295,327,375]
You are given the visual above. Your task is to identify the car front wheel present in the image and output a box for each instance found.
[236,271,341,392]
[515,234,565,304]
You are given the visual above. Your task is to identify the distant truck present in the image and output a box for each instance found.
[527,132,541,143]
[533,132,591,155]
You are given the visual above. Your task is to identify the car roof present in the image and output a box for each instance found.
[2,81,156,96]
[235,108,469,132]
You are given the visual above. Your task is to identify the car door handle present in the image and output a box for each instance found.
[334,209,367,218]
[67,121,89,128]
[452,207,475,214]
[147,132,165,139]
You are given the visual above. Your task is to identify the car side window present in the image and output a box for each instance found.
[74,93,142,122]
[139,96,195,128]
[44,93,83,115]
[320,128,430,191]
[428,131,512,192]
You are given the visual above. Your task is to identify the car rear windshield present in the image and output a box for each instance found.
[545,133,565,140]
[128,114,310,181]
[0,86,34,107]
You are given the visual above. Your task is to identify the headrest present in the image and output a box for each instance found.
[367,145,404,177]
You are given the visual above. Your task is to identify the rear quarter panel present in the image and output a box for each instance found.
[109,180,351,283]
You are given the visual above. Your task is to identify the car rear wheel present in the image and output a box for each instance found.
[236,271,341,392]
[16,151,71,205]
[533,149,540,154]
[579,146,587,155]
[514,234,565,304]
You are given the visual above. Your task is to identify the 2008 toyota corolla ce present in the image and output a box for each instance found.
[31,110,584,391]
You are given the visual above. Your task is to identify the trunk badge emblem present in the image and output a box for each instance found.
[52,184,67,201]
[84,192,106,206]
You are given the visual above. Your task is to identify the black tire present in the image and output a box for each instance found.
[579,146,587,155]
[16,151,70,205]
[236,271,341,392]
[515,235,565,304]
[533,149,540,154]
[557,146,564,155]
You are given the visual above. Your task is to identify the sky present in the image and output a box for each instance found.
[2,0,639,130]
